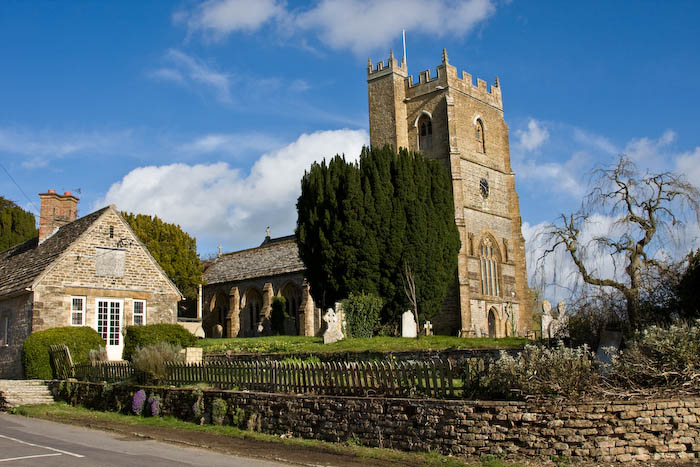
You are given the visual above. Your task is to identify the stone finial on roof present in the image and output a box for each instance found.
[442,48,449,65]
[218,245,222,258]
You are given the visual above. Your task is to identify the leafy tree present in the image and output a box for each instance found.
[0,196,37,251]
[122,212,201,300]
[296,146,460,324]
[542,155,700,330]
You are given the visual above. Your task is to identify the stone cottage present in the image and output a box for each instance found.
[0,190,182,377]
[202,234,321,338]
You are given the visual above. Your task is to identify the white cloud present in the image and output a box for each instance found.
[180,0,285,39]
[0,127,133,168]
[515,118,548,152]
[179,0,496,55]
[177,132,285,158]
[96,129,369,252]
[676,146,700,188]
[623,129,675,166]
[149,49,233,103]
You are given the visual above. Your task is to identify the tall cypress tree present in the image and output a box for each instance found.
[296,146,460,325]
[0,197,37,251]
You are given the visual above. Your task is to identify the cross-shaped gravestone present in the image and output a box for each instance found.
[323,308,344,344]
[423,320,433,336]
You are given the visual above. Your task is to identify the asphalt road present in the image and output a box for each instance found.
[0,413,288,466]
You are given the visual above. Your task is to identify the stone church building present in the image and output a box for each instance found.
[367,49,532,338]
[201,234,320,338]
[0,191,182,377]
[201,49,532,339]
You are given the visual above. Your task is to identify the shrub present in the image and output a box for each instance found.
[131,342,184,381]
[123,323,196,361]
[132,389,146,415]
[481,342,599,399]
[211,397,227,425]
[22,326,105,379]
[270,297,287,335]
[342,292,383,338]
[148,394,162,417]
[88,346,108,362]
[606,322,700,392]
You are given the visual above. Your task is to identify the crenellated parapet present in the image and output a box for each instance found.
[367,49,407,80]
[368,49,502,109]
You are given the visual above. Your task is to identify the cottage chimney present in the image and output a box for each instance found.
[38,189,79,243]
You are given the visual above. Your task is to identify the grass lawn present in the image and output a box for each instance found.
[13,403,528,467]
[197,335,528,355]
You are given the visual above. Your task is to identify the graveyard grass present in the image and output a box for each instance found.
[198,336,528,354]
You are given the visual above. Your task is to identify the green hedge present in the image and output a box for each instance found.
[342,292,383,338]
[22,326,105,379]
[123,324,196,361]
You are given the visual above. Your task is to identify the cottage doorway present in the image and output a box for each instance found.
[96,298,123,360]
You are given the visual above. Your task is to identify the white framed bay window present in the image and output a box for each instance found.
[133,300,146,326]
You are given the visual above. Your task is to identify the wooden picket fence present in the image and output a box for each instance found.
[73,361,136,382]
[164,360,457,398]
[49,344,74,379]
[68,358,459,398]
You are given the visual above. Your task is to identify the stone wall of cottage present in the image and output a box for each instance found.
[0,294,33,378]
[50,381,700,463]
[32,208,180,333]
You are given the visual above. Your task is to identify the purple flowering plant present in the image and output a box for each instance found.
[132,389,146,415]
[148,394,162,417]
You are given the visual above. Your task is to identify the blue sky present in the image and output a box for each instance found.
[2,0,699,283]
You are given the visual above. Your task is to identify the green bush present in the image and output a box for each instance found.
[131,342,184,381]
[480,342,599,399]
[270,297,287,335]
[607,323,700,391]
[123,323,196,361]
[341,292,383,338]
[22,326,105,379]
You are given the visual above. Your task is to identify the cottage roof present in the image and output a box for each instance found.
[0,207,109,297]
[204,235,305,284]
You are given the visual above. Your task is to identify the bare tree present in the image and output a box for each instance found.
[542,155,700,330]
[402,260,419,336]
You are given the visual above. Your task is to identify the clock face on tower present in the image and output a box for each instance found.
[480,178,489,199]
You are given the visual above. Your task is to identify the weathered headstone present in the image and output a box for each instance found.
[423,320,433,336]
[402,310,417,338]
[212,324,223,338]
[323,308,344,344]
[541,300,569,338]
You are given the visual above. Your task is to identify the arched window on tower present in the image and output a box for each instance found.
[480,238,499,297]
[418,114,433,150]
[476,119,486,154]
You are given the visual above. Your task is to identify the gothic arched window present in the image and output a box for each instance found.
[480,238,499,296]
[476,119,486,154]
[418,114,433,150]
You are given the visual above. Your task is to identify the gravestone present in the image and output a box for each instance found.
[212,324,223,338]
[402,310,417,338]
[323,308,344,344]
[541,300,569,338]
[423,320,433,336]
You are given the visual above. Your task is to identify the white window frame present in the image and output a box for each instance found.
[95,298,123,346]
[132,300,147,326]
[70,296,86,326]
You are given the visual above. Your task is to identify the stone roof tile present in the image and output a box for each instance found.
[0,207,109,297]
[204,235,305,284]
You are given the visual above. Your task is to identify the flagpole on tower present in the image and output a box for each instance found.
[402,29,407,67]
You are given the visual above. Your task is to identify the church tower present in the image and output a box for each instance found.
[367,49,532,337]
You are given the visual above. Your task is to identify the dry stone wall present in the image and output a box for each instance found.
[50,381,700,462]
